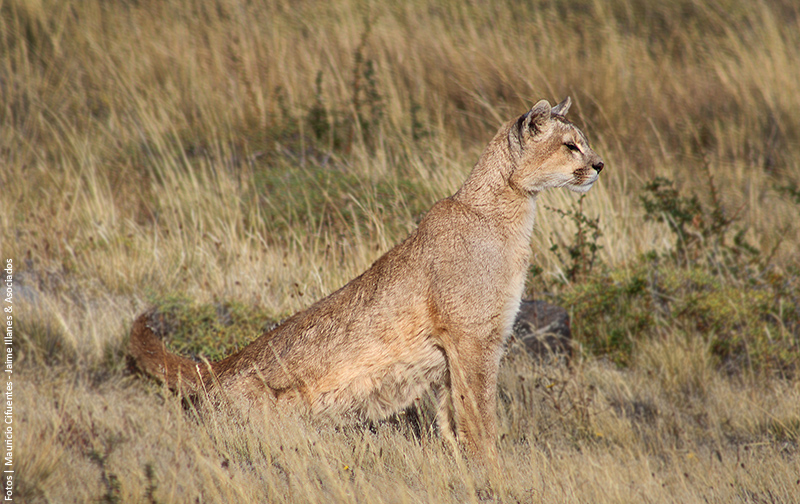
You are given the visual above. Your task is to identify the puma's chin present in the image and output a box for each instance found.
[567,173,599,193]
[568,184,593,194]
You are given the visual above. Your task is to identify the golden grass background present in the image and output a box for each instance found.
[3,0,799,502]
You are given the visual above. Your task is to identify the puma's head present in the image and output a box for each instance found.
[507,97,604,195]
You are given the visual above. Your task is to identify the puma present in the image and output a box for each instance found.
[129,97,604,461]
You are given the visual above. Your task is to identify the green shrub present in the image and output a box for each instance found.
[146,294,278,361]
[563,261,799,374]
[552,171,799,375]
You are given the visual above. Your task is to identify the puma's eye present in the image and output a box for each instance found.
[565,142,580,152]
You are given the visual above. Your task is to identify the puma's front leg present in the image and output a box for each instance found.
[434,378,457,447]
[443,337,502,464]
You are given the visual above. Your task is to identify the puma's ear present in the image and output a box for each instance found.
[511,99,554,148]
[520,99,552,135]
[530,99,552,124]
[551,96,572,117]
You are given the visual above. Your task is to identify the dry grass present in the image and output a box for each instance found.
[3,0,799,502]
[20,349,800,503]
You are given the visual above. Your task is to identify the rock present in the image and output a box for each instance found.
[512,299,572,362]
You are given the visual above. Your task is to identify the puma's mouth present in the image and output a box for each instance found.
[568,168,600,193]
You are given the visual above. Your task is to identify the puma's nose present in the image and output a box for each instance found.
[593,161,604,173]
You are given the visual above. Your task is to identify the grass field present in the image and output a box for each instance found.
[3,0,800,502]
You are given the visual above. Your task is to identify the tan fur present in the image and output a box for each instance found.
[128,97,604,461]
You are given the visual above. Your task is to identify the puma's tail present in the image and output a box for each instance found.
[127,309,211,396]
